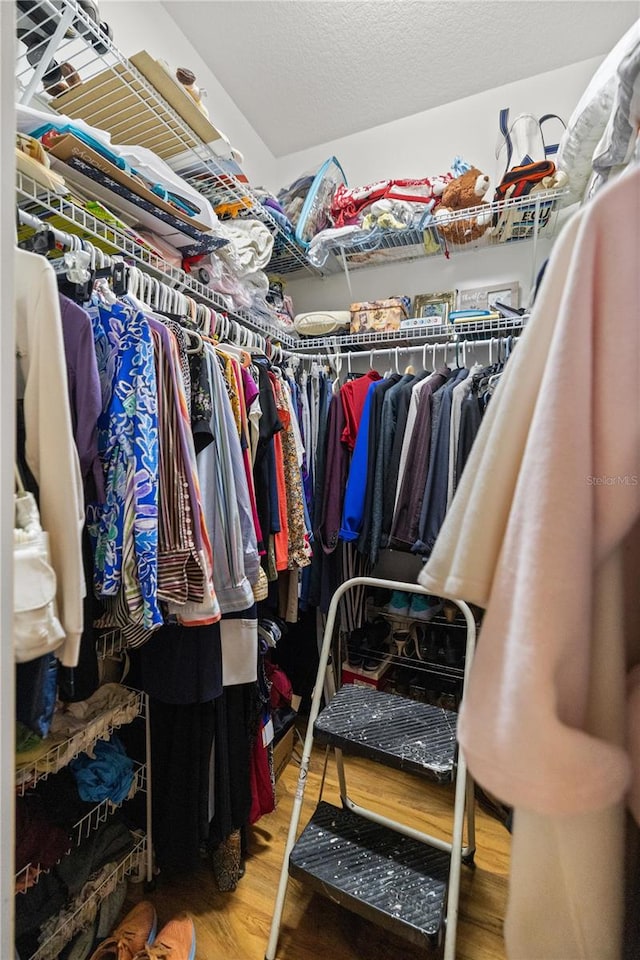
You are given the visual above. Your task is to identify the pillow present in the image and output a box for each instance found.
[293,310,351,337]
[556,20,640,206]
[586,28,640,200]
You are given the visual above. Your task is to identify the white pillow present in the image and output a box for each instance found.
[294,311,351,337]
[586,24,640,200]
[556,20,640,206]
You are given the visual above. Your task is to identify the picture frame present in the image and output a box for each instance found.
[456,281,520,312]
[412,291,455,325]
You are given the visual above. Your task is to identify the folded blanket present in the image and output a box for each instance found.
[218,219,274,277]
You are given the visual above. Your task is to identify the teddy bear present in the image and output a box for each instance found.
[434,167,492,244]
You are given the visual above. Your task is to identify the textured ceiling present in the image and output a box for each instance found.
[163,0,639,156]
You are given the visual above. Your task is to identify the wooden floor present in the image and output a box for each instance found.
[131,736,510,960]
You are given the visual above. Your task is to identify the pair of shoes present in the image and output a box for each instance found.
[89,902,195,960]
[386,590,411,617]
[385,591,443,622]
[410,595,444,623]
[346,618,391,671]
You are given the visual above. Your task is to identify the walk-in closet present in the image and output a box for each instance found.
[3,2,640,958]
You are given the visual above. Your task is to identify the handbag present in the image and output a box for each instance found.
[496,107,566,181]
[14,465,65,663]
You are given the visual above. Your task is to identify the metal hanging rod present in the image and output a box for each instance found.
[328,334,520,364]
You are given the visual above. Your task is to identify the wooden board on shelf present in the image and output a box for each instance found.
[129,51,223,147]
[51,59,219,161]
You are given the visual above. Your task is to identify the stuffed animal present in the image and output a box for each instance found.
[434,167,492,244]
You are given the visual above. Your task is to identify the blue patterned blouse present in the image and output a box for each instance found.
[87,301,162,631]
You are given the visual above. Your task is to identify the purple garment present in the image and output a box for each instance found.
[241,366,259,409]
[58,295,105,502]
[389,368,451,550]
[318,393,349,554]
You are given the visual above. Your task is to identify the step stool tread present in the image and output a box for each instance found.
[289,801,449,948]
[314,684,457,781]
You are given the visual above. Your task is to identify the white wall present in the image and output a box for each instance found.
[274,56,602,190]
[273,56,602,314]
[100,1,278,188]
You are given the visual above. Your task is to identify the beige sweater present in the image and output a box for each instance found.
[15,250,85,667]
[419,167,640,816]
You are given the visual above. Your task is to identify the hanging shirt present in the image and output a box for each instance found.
[58,294,105,503]
[413,367,469,556]
[15,250,86,667]
[382,369,430,544]
[178,346,256,617]
[447,362,482,507]
[369,373,416,564]
[357,374,401,558]
[389,369,450,551]
[339,380,378,542]
[88,301,162,634]
[339,369,381,451]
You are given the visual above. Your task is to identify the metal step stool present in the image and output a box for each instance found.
[265,576,477,960]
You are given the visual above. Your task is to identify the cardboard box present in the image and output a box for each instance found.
[342,656,393,690]
[47,135,210,233]
[350,298,409,334]
[273,726,295,782]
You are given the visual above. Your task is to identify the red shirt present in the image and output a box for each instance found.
[339,370,381,450]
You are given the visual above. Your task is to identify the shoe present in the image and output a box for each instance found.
[386,590,410,618]
[408,594,443,622]
[345,626,367,667]
[134,914,196,960]
[89,902,157,960]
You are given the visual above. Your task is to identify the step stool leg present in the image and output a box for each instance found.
[444,597,477,959]
[462,773,476,865]
[444,751,468,960]
[265,583,345,960]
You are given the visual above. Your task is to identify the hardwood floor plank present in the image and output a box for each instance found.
[129,739,510,959]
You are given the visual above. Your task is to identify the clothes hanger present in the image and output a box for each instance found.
[184,329,204,354]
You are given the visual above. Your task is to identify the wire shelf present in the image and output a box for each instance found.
[294,313,528,353]
[95,628,127,660]
[28,835,147,960]
[16,170,301,349]
[15,0,317,276]
[15,762,147,895]
[15,687,145,796]
[319,188,568,272]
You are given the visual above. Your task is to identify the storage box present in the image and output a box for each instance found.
[342,656,393,690]
[273,726,295,782]
[350,298,410,335]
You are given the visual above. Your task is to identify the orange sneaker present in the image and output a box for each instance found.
[89,901,158,960]
[134,914,196,960]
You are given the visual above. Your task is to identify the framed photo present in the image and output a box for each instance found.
[412,291,455,325]
[456,281,520,311]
